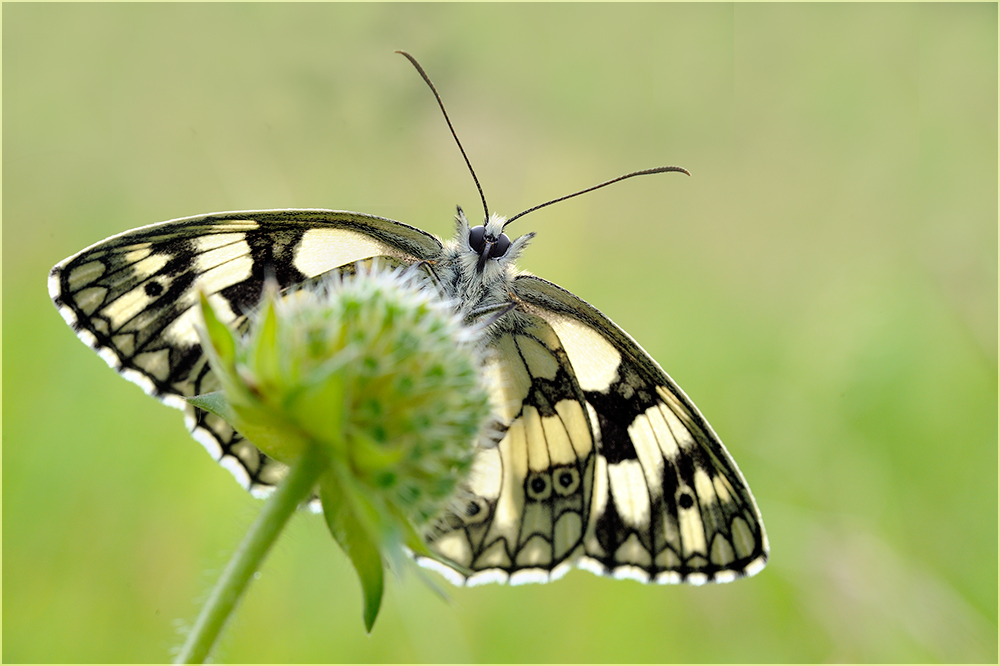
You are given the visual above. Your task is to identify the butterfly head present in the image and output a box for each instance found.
[457,207,534,276]
[469,215,510,273]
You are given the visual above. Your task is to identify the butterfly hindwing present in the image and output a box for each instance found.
[419,274,767,585]
[49,209,442,492]
[418,310,597,585]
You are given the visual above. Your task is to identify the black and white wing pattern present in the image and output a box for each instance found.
[49,209,442,494]
[50,206,767,588]
[416,274,768,586]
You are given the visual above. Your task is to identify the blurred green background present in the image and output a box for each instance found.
[4,4,996,662]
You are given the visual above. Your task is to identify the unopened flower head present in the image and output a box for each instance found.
[197,265,492,527]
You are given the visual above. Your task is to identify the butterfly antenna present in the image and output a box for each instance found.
[397,51,490,223]
[504,165,691,228]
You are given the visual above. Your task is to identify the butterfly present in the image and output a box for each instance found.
[48,52,767,587]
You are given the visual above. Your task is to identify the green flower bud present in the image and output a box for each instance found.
[196,266,492,631]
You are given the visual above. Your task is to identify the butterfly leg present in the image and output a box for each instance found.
[469,301,517,328]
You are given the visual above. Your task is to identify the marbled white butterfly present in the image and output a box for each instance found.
[49,53,767,586]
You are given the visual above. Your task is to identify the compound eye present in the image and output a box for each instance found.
[490,232,511,258]
[469,225,487,253]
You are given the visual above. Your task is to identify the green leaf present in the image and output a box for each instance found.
[185,391,236,424]
[319,467,384,633]
[197,292,236,368]
[290,372,347,459]
[249,294,280,384]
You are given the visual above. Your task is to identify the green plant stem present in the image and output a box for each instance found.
[175,444,328,664]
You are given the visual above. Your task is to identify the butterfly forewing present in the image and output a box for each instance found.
[517,275,767,582]
[49,209,443,492]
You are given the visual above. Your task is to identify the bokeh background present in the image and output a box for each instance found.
[4,4,995,663]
